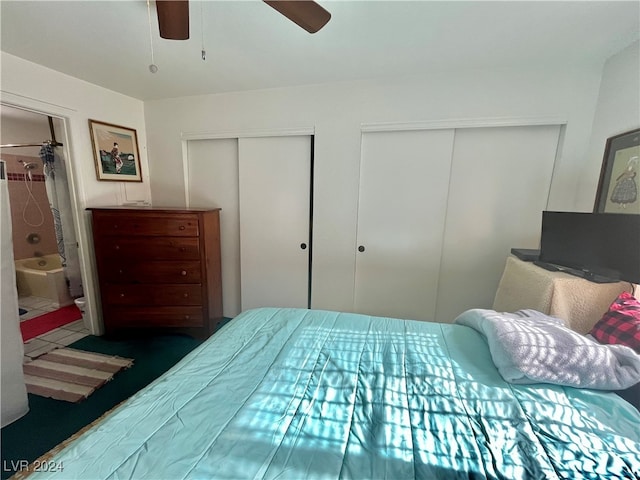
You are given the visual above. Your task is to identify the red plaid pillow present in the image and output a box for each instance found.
[590,292,640,353]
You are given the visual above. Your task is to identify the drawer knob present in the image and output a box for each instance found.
[183,293,189,298]
[114,245,120,250]
[120,293,125,298]
[179,226,185,231]
[118,269,124,274]
[184,315,190,320]
[181,270,187,276]
[180,247,186,252]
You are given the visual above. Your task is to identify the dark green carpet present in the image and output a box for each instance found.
[1,333,204,480]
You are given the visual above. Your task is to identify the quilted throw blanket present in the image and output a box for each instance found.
[28,308,640,480]
[455,308,640,389]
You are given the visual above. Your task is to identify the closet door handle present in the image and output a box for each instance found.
[358,245,365,252]
[300,243,307,250]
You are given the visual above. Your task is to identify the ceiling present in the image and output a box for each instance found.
[1,1,639,101]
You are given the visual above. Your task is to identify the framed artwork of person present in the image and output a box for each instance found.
[89,119,142,182]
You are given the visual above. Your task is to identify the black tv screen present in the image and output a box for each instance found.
[539,211,640,284]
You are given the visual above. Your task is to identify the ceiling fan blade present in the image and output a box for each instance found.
[156,0,189,40]
[263,1,331,34]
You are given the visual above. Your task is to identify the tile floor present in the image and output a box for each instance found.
[19,295,90,363]
[18,295,61,320]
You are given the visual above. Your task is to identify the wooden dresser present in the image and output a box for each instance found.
[89,207,222,338]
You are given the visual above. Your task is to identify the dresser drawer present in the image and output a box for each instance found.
[93,212,199,237]
[97,237,200,260]
[104,261,202,284]
[107,307,204,327]
[104,284,202,305]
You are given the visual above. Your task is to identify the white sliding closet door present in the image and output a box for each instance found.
[187,139,241,318]
[238,136,311,311]
[435,125,561,323]
[354,129,455,320]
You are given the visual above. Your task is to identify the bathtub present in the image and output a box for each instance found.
[15,254,73,308]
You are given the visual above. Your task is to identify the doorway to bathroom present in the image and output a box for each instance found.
[0,105,87,356]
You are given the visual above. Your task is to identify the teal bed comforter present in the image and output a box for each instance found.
[31,308,640,479]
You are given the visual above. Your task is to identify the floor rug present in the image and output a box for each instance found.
[23,348,134,403]
[20,304,82,342]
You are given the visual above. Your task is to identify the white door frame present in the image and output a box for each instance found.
[181,126,315,314]
[1,94,100,335]
[358,116,568,323]
[361,116,567,132]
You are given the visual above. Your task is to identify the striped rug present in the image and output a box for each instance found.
[23,348,134,403]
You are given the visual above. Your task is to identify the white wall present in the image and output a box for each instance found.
[577,41,640,210]
[145,64,604,315]
[1,42,634,328]
[1,52,152,334]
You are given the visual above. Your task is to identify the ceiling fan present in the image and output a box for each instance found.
[155,0,331,40]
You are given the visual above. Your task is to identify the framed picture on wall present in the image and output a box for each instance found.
[594,128,640,214]
[89,120,142,182]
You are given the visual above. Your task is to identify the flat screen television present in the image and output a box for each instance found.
[539,211,640,284]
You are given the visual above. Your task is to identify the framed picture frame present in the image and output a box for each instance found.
[594,128,640,214]
[89,120,142,182]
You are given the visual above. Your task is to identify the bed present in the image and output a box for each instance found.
[28,308,640,479]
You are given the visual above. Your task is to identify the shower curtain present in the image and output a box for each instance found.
[39,143,83,297]
[0,160,30,427]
